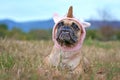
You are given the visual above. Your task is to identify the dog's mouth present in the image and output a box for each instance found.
[56,22,79,47]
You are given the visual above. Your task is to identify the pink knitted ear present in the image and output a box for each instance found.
[53,13,63,23]
[82,21,91,28]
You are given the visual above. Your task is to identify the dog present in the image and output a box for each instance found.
[44,6,91,75]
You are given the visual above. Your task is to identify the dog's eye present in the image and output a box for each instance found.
[57,21,64,29]
[71,22,80,31]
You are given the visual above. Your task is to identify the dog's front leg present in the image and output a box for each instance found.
[44,46,60,67]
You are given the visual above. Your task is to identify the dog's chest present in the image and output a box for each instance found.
[49,50,82,70]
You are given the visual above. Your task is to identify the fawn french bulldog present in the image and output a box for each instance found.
[44,6,91,75]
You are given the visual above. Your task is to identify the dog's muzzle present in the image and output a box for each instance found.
[56,26,77,46]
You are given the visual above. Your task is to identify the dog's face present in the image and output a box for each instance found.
[53,6,90,51]
[56,19,81,47]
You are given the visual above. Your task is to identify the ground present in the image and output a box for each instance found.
[0,39,120,80]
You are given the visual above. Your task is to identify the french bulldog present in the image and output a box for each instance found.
[44,6,91,75]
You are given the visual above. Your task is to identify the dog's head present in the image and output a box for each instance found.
[53,6,91,51]
[56,19,81,47]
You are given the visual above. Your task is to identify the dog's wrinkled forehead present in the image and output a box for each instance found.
[60,19,78,26]
[56,19,81,32]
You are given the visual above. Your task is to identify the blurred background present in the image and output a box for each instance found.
[0,0,120,41]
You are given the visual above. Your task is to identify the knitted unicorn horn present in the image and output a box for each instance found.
[67,6,73,18]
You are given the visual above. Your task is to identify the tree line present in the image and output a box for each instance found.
[0,24,120,41]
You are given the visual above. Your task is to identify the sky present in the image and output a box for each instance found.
[0,0,120,22]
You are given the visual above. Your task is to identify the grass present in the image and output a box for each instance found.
[0,38,120,80]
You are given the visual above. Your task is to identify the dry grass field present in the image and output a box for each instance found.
[0,38,120,80]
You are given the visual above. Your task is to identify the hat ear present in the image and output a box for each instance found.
[53,13,62,23]
[82,22,91,28]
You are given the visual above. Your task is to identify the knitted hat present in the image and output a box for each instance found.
[52,6,91,51]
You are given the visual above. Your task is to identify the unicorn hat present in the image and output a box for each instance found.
[52,6,91,51]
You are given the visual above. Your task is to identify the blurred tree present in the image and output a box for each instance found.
[99,26,115,41]
[0,24,8,30]
[97,8,118,41]
[86,30,98,40]
[29,29,52,40]
[0,24,8,38]
[8,27,27,40]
